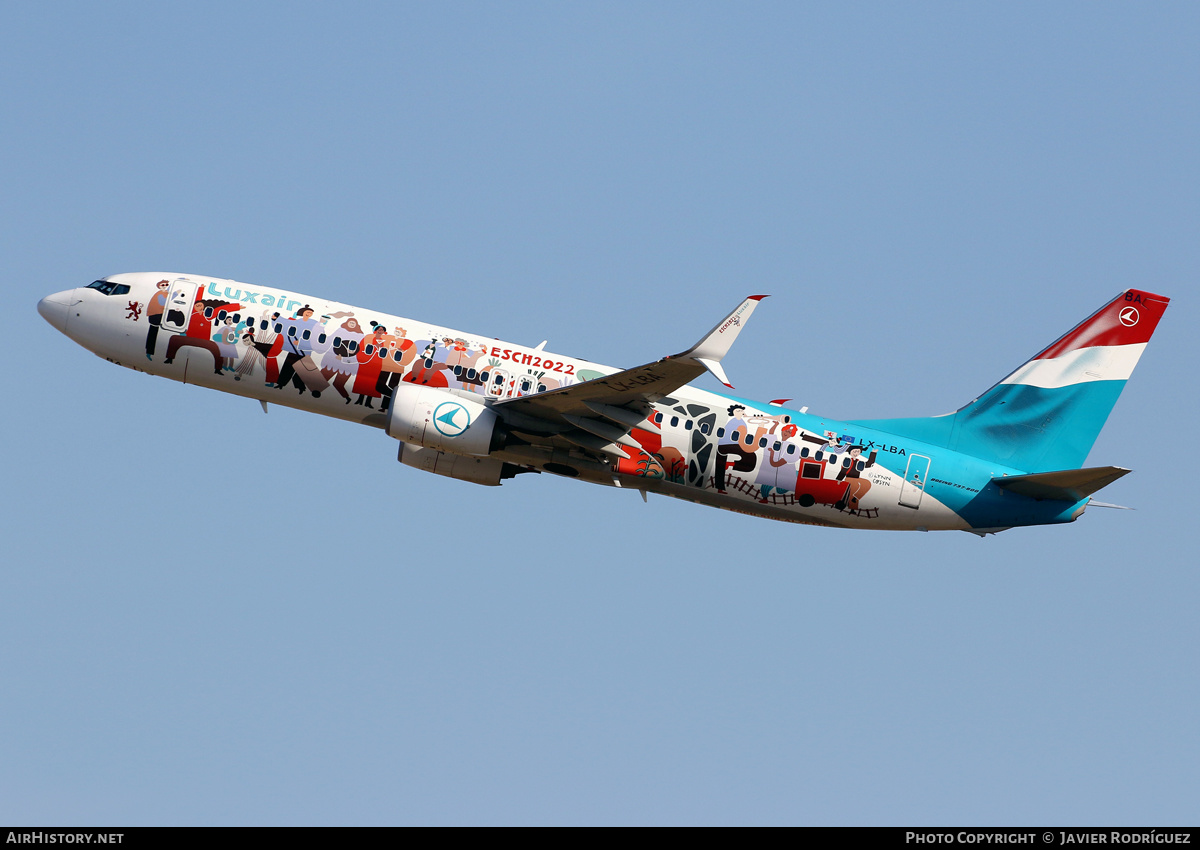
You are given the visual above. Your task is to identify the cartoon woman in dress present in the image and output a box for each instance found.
[320,316,366,403]
[353,323,390,408]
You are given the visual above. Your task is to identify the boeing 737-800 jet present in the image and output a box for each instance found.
[38,275,1168,533]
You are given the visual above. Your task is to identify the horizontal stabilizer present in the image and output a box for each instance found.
[992,466,1131,502]
[1087,500,1133,510]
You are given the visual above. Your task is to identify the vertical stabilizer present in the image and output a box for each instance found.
[853,290,1170,472]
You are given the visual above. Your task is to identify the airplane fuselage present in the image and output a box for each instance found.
[38,272,1102,533]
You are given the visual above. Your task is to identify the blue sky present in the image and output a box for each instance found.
[2,2,1198,825]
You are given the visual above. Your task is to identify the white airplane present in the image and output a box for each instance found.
[38,274,1169,533]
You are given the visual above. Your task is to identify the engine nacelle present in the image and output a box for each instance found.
[386,383,499,457]
[397,443,508,486]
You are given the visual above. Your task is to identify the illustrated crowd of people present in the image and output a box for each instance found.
[142,287,560,410]
[712,404,877,511]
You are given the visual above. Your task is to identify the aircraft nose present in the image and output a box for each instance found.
[37,289,74,333]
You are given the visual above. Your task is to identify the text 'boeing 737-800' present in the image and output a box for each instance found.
[38,275,1169,534]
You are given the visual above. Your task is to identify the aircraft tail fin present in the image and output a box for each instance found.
[851,289,1169,472]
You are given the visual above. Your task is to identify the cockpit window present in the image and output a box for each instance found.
[86,280,130,296]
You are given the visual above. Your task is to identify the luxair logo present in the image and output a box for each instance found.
[718,304,751,334]
[1119,306,1139,327]
[432,401,471,437]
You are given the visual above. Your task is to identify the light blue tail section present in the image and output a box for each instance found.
[850,380,1127,473]
[850,289,1169,474]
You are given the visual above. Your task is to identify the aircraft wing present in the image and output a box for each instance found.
[492,295,766,456]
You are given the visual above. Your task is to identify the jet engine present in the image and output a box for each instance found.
[395,443,510,486]
[385,383,502,456]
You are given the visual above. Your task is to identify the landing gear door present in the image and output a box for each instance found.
[161,278,199,333]
[899,454,931,509]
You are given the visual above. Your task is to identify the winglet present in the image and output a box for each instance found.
[676,295,768,388]
[695,357,733,388]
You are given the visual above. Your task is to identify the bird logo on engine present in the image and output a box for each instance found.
[432,401,472,438]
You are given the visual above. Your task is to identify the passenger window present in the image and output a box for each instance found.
[217,310,227,321]
[395,351,404,362]
[700,423,710,435]
[494,373,504,384]
[716,427,724,438]
[842,457,851,468]
[467,368,477,380]
[759,437,767,448]
[731,430,740,441]
[318,333,327,344]
[773,441,781,451]
[205,307,214,318]
[288,327,297,337]
[670,416,679,427]
[480,371,490,382]
[801,447,809,458]
[787,444,796,455]
[654,413,663,424]
[274,323,283,333]
[348,340,358,353]
[302,330,311,340]
[364,344,375,355]
[685,420,693,431]
[814,451,823,461]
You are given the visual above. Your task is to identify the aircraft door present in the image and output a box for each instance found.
[160,278,199,333]
[899,454,931,509]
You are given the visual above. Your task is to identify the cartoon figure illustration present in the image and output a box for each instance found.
[163,301,230,375]
[353,323,391,408]
[234,331,265,380]
[319,316,366,403]
[821,430,849,455]
[445,338,472,370]
[213,317,241,371]
[144,279,169,359]
[835,445,877,511]
[376,328,417,409]
[755,422,799,502]
[275,305,328,397]
[250,311,285,386]
[716,404,756,493]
